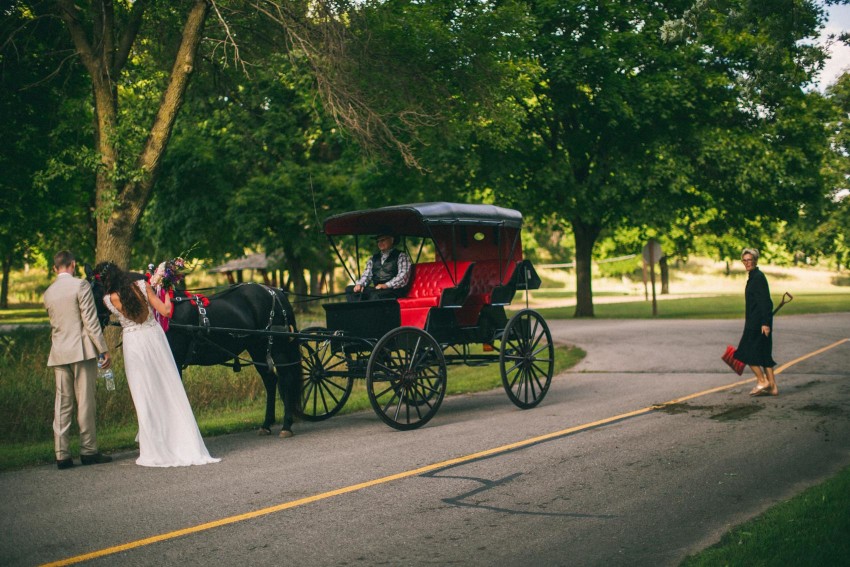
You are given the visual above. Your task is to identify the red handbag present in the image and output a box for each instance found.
[721,345,745,375]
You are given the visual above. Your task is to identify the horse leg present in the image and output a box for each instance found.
[278,367,295,438]
[278,341,302,438]
[257,367,278,436]
[279,378,294,438]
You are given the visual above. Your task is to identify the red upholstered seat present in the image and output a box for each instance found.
[398,261,472,328]
[456,259,519,327]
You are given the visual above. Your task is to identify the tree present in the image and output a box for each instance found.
[3,0,446,271]
[139,0,530,290]
[0,6,94,306]
[479,0,835,316]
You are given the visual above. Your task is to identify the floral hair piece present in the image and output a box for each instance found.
[96,261,115,282]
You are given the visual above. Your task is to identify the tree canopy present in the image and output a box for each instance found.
[1,0,848,311]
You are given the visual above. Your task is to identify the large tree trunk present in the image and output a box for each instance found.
[58,0,210,268]
[288,260,309,312]
[572,218,601,318]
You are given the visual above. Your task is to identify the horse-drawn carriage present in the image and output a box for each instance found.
[90,202,554,435]
[298,202,555,430]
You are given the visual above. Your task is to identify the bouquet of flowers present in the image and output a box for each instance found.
[148,257,189,292]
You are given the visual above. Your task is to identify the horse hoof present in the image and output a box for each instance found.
[279,429,294,439]
[258,427,272,436]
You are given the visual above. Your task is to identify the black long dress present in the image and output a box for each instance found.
[736,267,776,367]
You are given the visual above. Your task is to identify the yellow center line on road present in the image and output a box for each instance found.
[42,337,849,567]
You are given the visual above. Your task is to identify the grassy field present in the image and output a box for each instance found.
[529,292,850,319]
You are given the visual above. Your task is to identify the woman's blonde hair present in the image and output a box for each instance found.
[741,248,760,261]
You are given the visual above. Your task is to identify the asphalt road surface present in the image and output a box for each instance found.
[2,313,849,567]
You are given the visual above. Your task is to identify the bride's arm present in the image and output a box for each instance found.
[145,282,173,318]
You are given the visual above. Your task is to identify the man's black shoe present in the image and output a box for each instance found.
[80,453,112,465]
[56,458,74,470]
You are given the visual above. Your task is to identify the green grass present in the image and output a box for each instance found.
[0,307,49,325]
[531,292,850,319]
[681,464,850,566]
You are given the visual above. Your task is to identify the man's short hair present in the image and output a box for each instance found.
[53,250,75,269]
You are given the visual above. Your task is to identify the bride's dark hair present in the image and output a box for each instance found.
[94,261,148,325]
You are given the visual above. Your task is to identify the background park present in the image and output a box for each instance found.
[2,1,850,565]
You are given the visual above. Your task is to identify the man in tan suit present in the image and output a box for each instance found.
[44,250,113,469]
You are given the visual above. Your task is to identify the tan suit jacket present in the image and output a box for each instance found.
[44,273,109,366]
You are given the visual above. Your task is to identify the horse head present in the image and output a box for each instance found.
[84,263,112,330]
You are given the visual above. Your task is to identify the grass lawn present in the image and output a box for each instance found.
[530,292,850,319]
[681,465,850,566]
[0,307,49,325]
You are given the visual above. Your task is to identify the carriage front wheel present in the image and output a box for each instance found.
[366,327,447,430]
[298,327,354,421]
[500,309,554,409]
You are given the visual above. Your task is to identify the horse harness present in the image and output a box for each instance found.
[172,284,297,375]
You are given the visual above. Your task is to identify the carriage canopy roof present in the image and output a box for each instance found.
[323,202,523,238]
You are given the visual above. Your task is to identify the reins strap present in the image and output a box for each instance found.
[194,294,210,331]
[183,294,210,368]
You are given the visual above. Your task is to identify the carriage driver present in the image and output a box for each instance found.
[347,232,412,301]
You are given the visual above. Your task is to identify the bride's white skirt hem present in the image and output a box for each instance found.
[136,457,221,468]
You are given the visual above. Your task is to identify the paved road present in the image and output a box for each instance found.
[2,313,848,567]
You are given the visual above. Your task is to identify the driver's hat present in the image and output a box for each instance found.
[373,232,396,243]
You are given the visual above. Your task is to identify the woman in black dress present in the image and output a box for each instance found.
[736,248,777,396]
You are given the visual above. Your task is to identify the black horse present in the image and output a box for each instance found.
[88,270,301,437]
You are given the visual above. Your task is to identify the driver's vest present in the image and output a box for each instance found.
[370,249,401,286]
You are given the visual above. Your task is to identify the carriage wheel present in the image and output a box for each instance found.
[500,309,554,409]
[366,327,447,431]
[298,327,354,421]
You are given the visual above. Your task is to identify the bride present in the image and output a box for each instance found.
[95,261,220,467]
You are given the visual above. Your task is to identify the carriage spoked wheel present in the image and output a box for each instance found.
[366,327,447,430]
[297,327,354,421]
[499,309,554,409]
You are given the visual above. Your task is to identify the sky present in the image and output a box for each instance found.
[817,3,850,90]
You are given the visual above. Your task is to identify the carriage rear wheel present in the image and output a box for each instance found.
[366,327,447,430]
[298,327,354,421]
[500,309,554,409]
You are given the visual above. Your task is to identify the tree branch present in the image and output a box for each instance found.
[132,0,210,201]
[56,0,98,75]
[100,0,116,75]
[248,0,426,168]
[114,0,149,75]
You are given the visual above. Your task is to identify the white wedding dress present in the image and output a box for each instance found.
[104,280,220,467]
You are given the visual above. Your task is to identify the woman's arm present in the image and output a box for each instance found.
[145,283,173,318]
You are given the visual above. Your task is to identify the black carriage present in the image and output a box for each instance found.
[298,202,554,430]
